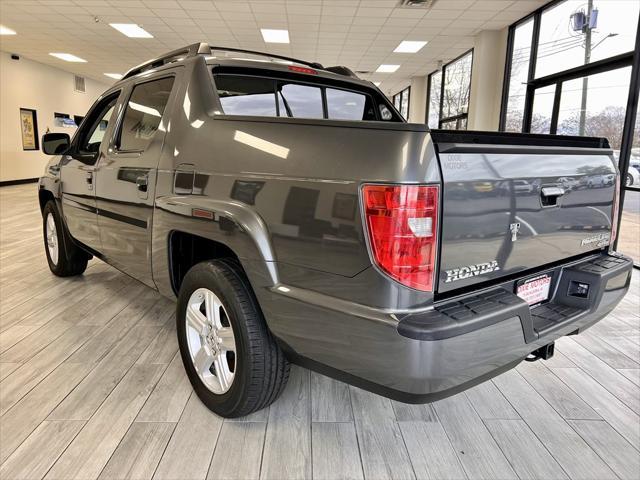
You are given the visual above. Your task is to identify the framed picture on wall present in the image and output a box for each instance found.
[19,108,39,151]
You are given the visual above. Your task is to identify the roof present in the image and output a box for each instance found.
[121,43,365,86]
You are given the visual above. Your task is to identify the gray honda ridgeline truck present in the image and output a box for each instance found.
[38,43,632,417]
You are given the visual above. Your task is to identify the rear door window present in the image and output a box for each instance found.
[119,77,174,151]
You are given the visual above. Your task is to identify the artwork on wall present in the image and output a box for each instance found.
[19,108,39,151]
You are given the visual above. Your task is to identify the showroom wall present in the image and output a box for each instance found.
[467,29,508,131]
[0,52,110,183]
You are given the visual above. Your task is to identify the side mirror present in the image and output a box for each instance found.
[42,132,70,155]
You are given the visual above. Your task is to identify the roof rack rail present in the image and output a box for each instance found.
[325,66,359,78]
[209,45,324,70]
[122,42,212,80]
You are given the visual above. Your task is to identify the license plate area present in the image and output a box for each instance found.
[517,273,552,306]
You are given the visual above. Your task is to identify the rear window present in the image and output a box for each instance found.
[327,88,366,120]
[214,73,398,122]
[279,83,323,119]
[217,76,277,116]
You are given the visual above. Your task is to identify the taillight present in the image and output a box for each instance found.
[610,174,620,248]
[362,184,439,292]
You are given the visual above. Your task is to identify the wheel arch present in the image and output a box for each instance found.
[168,230,245,295]
[154,196,279,298]
[38,187,55,213]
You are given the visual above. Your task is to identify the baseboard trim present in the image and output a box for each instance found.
[0,178,38,187]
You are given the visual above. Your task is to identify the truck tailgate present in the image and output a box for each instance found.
[431,131,617,294]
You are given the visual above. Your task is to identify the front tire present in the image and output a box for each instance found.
[42,200,88,277]
[176,259,289,418]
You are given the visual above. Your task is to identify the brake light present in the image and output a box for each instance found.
[362,184,439,291]
[610,174,620,248]
[288,65,318,75]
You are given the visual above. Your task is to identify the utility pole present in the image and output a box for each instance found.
[579,0,594,136]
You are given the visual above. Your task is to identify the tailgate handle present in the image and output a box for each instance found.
[540,186,565,207]
[541,186,565,197]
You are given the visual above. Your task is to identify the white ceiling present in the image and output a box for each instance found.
[0,0,547,94]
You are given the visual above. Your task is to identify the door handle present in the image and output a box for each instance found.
[541,186,565,197]
[136,175,148,193]
[85,172,93,190]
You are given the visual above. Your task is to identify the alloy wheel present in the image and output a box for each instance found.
[185,287,237,394]
[45,213,58,266]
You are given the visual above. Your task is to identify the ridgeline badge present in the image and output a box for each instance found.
[444,261,500,283]
[581,232,610,248]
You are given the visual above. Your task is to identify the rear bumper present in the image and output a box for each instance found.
[260,252,632,403]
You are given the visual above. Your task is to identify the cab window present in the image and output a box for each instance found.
[118,77,175,152]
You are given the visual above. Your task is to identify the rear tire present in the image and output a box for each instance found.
[42,200,88,277]
[176,259,289,418]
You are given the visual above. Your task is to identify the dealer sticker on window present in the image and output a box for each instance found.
[517,274,552,306]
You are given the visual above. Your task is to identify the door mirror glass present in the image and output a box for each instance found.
[42,133,70,155]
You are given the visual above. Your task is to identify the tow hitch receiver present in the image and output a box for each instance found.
[525,342,555,362]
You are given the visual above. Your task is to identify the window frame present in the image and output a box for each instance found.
[425,49,474,130]
[212,70,398,122]
[115,74,176,154]
[392,86,410,120]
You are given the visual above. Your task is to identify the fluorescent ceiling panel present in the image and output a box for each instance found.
[261,29,290,43]
[49,53,87,62]
[376,64,400,73]
[109,23,153,38]
[394,40,427,53]
[104,73,123,79]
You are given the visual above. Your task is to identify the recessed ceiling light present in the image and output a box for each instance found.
[261,29,289,44]
[0,25,16,35]
[49,53,87,63]
[104,73,123,80]
[109,23,153,38]
[376,64,400,73]
[394,40,427,53]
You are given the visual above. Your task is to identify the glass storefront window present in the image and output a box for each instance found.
[536,0,639,79]
[529,84,555,134]
[505,19,534,132]
[426,50,473,130]
[501,0,639,264]
[618,190,639,263]
[392,87,410,120]
[556,67,632,148]
[618,101,640,264]
[400,88,410,120]
[427,70,441,129]
[442,51,473,120]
